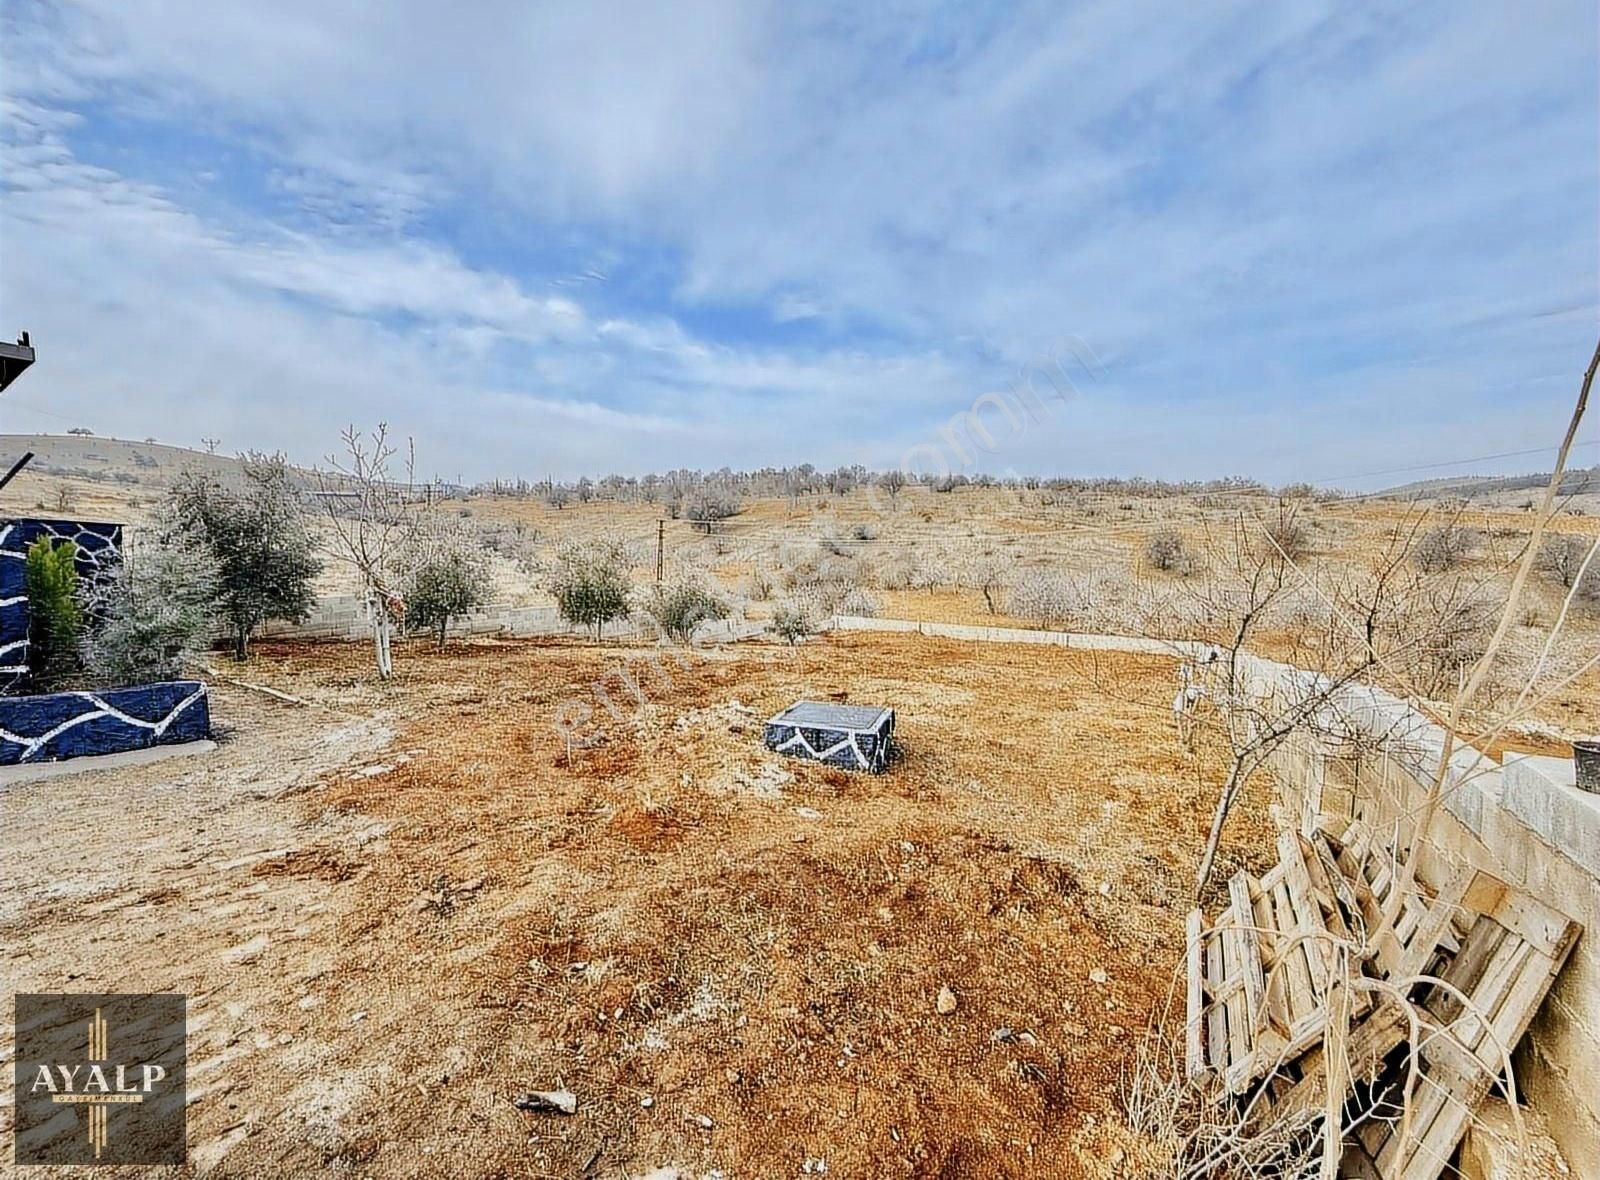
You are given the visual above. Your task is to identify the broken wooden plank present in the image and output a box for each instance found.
[1185,908,1209,1082]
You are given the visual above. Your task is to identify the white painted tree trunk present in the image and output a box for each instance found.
[367,587,394,679]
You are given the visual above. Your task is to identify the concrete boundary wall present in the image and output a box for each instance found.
[256,595,762,645]
[829,614,1202,657]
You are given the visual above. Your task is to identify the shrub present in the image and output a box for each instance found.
[770,603,812,645]
[878,553,916,591]
[166,454,321,660]
[404,548,491,647]
[959,555,1010,613]
[1408,589,1497,699]
[550,540,632,639]
[643,582,730,643]
[24,537,83,688]
[1007,572,1078,626]
[837,586,880,617]
[1413,524,1479,573]
[1537,534,1596,591]
[745,568,775,601]
[81,537,219,683]
[1259,507,1310,563]
[1144,528,1191,574]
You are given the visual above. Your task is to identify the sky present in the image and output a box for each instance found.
[1,1,1596,488]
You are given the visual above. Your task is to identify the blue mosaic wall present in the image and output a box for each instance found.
[0,680,209,765]
[0,518,124,689]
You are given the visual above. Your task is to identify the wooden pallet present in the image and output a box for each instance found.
[1256,826,1478,1125]
[1320,822,1466,982]
[1187,830,1372,1095]
[1189,813,1582,1178]
[1345,870,1580,1180]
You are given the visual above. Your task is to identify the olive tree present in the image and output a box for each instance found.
[550,540,632,639]
[404,543,491,648]
[167,453,321,660]
[81,536,220,682]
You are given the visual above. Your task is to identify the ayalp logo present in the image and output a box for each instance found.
[13,993,186,1165]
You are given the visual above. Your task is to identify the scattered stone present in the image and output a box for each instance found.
[514,1089,578,1116]
[936,986,958,1015]
[990,1027,1017,1044]
[350,1010,368,1023]
[640,1095,655,1109]
[1089,968,1109,986]
[794,806,822,820]
[693,1113,714,1130]
[803,1159,829,1174]
[222,934,269,966]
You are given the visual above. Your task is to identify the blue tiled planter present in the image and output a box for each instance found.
[0,680,210,765]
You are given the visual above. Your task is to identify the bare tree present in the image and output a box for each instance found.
[315,424,425,679]
[959,553,1011,614]
[878,469,908,508]
[1175,507,1488,893]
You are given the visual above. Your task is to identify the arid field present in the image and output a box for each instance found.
[1,434,1597,1177]
[3,631,1275,1178]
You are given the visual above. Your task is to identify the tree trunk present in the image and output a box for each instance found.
[437,619,447,649]
[234,624,249,661]
[1195,758,1245,896]
[368,590,394,679]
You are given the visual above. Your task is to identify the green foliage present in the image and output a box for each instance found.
[81,537,220,684]
[550,540,632,639]
[643,582,730,643]
[166,452,322,659]
[770,603,812,645]
[24,537,83,689]
[404,548,491,647]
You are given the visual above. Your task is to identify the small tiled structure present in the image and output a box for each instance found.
[0,515,209,765]
[764,701,895,773]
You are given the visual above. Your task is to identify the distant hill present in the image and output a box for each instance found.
[1378,465,1600,500]
[0,433,250,487]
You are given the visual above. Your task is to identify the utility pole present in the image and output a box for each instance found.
[656,519,665,583]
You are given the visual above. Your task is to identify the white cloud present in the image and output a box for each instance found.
[0,1,1595,482]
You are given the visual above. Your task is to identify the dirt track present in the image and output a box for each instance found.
[2,632,1274,1178]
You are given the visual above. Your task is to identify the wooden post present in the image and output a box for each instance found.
[656,519,664,583]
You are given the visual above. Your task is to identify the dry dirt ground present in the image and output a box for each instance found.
[1,631,1275,1179]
